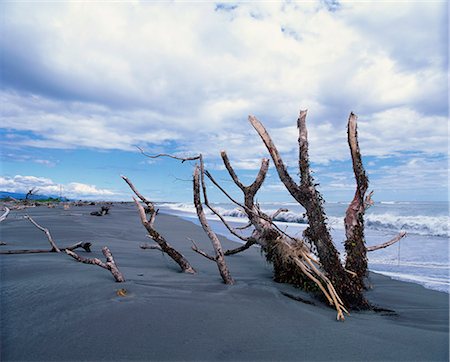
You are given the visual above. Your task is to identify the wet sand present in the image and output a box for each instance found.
[1,203,448,361]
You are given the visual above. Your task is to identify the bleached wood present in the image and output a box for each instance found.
[136,146,201,162]
[122,175,195,274]
[65,247,125,282]
[24,215,61,253]
[193,165,234,284]
[367,232,406,252]
[0,207,10,223]
[188,238,217,261]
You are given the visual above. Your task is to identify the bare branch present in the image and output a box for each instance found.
[102,246,126,282]
[65,241,92,252]
[271,208,289,220]
[249,115,302,197]
[65,246,125,282]
[140,243,163,251]
[65,249,107,268]
[220,151,269,198]
[224,239,257,256]
[0,207,10,223]
[205,168,306,248]
[121,175,148,203]
[24,215,61,252]
[136,146,201,162]
[193,165,234,284]
[364,190,374,210]
[236,222,252,230]
[367,232,407,252]
[0,241,92,255]
[188,238,217,261]
[122,176,196,274]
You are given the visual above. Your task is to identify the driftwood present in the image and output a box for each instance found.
[208,151,348,319]
[192,162,234,284]
[0,241,92,255]
[367,232,406,252]
[140,242,163,251]
[343,112,370,291]
[90,206,110,216]
[24,215,61,252]
[0,207,10,223]
[133,111,405,319]
[66,246,125,282]
[122,175,196,274]
[249,110,406,310]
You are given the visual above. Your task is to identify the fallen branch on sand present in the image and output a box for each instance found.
[0,241,92,255]
[66,247,125,282]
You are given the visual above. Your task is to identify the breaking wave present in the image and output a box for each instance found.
[158,203,448,237]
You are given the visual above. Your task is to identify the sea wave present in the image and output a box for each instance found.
[328,213,448,237]
[158,203,448,237]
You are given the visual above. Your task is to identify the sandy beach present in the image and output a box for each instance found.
[1,203,448,361]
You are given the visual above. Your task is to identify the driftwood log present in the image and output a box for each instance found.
[121,175,196,274]
[66,246,125,282]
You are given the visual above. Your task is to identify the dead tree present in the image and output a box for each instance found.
[206,152,348,319]
[121,175,196,274]
[248,110,405,309]
[66,247,125,282]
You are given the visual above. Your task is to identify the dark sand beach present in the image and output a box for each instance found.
[1,203,448,361]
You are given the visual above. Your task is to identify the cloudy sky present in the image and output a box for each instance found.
[1,1,448,202]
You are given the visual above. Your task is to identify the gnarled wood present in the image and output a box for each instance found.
[122,175,196,274]
[250,111,369,309]
[344,112,369,290]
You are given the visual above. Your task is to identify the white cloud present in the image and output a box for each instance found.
[0,175,116,199]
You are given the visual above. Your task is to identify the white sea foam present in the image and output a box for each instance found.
[159,203,448,237]
[370,270,449,293]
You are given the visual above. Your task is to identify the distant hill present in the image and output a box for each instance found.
[0,191,70,202]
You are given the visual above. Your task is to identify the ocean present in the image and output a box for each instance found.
[158,201,449,293]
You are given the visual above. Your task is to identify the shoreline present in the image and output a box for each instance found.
[1,203,448,361]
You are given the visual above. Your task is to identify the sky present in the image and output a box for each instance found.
[0,1,448,203]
